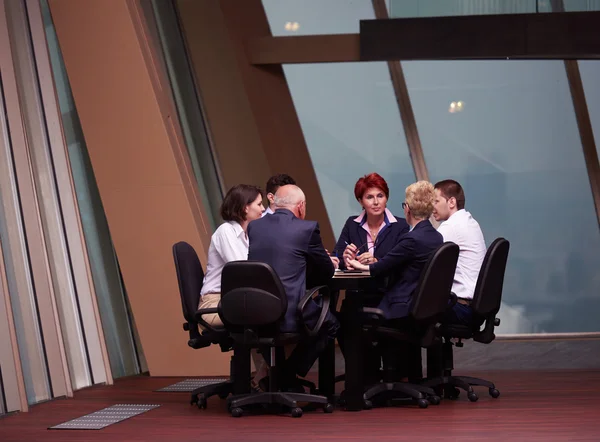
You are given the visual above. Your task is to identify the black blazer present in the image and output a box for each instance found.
[369,220,443,320]
[333,211,410,269]
[248,209,338,333]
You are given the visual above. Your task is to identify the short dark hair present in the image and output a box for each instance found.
[265,174,296,196]
[220,184,263,223]
[434,179,465,210]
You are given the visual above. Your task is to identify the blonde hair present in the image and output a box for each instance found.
[405,181,435,219]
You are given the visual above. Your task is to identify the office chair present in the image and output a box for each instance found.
[172,241,233,409]
[219,261,333,418]
[360,242,460,409]
[422,238,510,402]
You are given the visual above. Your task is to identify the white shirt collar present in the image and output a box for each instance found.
[228,221,245,239]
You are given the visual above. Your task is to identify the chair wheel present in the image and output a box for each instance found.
[231,407,243,417]
[190,395,198,405]
[291,407,303,418]
[429,395,441,405]
[197,397,207,409]
[445,386,460,400]
[363,400,373,410]
[489,388,500,398]
[323,403,334,413]
[417,398,429,409]
[467,392,479,402]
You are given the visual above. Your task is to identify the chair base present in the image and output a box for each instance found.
[190,381,234,409]
[297,378,318,394]
[422,375,499,401]
[227,391,332,417]
[362,382,439,409]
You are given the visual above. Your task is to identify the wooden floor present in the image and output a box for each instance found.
[1,370,600,441]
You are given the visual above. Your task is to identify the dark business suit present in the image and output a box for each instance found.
[369,219,443,319]
[334,212,410,383]
[368,219,443,380]
[333,212,409,269]
[248,209,339,379]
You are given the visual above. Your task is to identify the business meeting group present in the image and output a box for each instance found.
[180,171,508,417]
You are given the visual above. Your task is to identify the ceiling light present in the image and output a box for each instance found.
[285,21,300,31]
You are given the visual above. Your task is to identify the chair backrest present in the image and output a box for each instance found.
[219,261,287,335]
[410,241,460,323]
[172,241,204,326]
[471,238,510,319]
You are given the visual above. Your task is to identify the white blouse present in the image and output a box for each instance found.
[200,221,248,296]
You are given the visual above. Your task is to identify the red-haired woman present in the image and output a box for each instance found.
[334,173,409,266]
[333,173,409,386]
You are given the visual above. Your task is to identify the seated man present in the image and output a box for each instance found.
[347,181,442,380]
[262,173,296,216]
[433,179,486,326]
[248,185,339,388]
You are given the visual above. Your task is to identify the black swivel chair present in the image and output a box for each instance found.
[172,241,233,409]
[360,242,460,409]
[422,237,510,402]
[219,261,334,418]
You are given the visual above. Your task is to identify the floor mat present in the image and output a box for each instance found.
[48,404,160,430]
[155,378,229,392]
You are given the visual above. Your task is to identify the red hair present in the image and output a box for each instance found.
[354,173,389,201]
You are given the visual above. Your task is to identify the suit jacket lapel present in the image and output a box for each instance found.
[375,224,392,248]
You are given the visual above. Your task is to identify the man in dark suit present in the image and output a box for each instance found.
[348,181,442,380]
[248,185,340,387]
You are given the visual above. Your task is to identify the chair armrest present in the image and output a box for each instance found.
[297,285,331,338]
[362,307,386,327]
[194,307,221,334]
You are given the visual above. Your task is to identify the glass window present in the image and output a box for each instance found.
[403,60,600,333]
[263,0,378,36]
[263,0,415,239]
[42,0,142,378]
[579,61,600,161]
[152,0,224,230]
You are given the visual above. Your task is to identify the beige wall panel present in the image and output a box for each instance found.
[48,0,228,376]
[175,0,271,190]
[177,0,335,245]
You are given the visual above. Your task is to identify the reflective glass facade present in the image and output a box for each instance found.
[263,0,600,334]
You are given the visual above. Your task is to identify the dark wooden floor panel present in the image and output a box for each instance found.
[1,370,600,441]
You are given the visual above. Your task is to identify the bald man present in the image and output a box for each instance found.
[248,185,339,390]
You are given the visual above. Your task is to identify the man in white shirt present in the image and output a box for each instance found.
[433,179,486,326]
[262,173,296,216]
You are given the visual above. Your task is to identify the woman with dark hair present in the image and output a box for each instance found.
[334,173,409,266]
[198,184,264,326]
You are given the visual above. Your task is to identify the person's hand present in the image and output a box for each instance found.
[330,256,340,269]
[347,259,368,271]
[343,244,358,262]
[357,252,377,265]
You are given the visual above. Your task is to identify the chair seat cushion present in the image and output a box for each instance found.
[442,324,474,339]
[230,332,302,347]
[374,326,413,341]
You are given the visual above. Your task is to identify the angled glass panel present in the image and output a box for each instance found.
[41,0,141,379]
[0,78,51,404]
[263,0,415,239]
[579,61,600,161]
[404,60,600,334]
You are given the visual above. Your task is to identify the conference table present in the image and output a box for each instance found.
[318,270,374,411]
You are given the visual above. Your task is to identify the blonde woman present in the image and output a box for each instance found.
[347,181,442,381]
